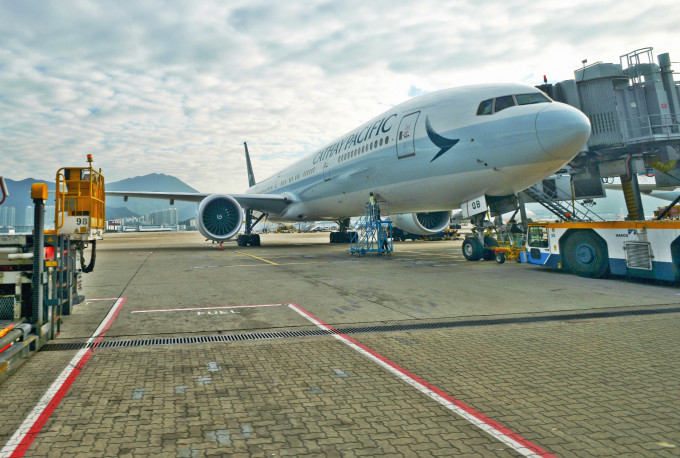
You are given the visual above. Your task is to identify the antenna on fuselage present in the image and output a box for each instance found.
[244,142,256,187]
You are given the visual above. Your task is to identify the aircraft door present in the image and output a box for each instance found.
[396,111,420,159]
[322,159,331,181]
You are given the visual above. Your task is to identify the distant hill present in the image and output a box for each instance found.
[1,173,199,224]
[106,206,140,220]
[1,178,56,225]
[106,173,199,221]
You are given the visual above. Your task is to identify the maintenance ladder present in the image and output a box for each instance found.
[348,203,393,256]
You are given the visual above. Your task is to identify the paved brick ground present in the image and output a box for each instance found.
[1,232,679,457]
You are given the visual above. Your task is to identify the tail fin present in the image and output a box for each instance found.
[244,142,256,187]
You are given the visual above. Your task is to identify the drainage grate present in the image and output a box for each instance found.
[40,306,680,352]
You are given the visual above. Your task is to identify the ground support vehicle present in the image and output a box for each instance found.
[1,156,104,381]
[522,221,680,280]
[490,233,525,264]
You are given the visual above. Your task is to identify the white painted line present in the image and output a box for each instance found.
[286,303,554,458]
[0,298,127,458]
[130,303,285,314]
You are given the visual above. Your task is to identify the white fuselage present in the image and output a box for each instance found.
[248,83,591,221]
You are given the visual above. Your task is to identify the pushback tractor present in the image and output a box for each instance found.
[522,220,680,281]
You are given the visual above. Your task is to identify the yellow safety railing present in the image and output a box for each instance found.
[54,155,105,238]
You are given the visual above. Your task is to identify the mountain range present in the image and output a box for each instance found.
[1,173,199,225]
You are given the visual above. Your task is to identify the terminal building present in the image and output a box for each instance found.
[147,208,178,226]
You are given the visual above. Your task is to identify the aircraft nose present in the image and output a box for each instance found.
[535,103,591,160]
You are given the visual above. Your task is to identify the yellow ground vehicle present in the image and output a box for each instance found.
[53,154,105,242]
[490,233,525,263]
[50,154,105,272]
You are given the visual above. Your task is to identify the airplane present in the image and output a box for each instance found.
[106,83,591,259]
[604,180,680,202]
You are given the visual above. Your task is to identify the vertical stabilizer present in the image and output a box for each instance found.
[244,142,256,187]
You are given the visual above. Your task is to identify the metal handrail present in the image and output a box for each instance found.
[620,113,680,142]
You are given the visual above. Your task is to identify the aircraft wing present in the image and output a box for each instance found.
[105,191,292,214]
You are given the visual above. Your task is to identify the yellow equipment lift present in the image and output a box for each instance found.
[49,154,105,272]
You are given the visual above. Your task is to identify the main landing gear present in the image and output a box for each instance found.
[237,209,266,247]
[330,217,357,244]
[462,213,497,261]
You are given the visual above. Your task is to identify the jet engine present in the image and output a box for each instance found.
[197,194,244,241]
[392,211,451,235]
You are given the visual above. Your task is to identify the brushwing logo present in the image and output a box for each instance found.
[425,116,459,163]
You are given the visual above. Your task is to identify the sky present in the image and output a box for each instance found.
[1,0,679,193]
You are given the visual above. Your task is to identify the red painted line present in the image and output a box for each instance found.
[287,303,555,457]
[5,298,127,457]
[0,342,12,354]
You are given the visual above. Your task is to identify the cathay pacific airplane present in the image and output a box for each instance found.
[107,83,590,257]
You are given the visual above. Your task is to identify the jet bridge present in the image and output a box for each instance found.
[537,47,680,221]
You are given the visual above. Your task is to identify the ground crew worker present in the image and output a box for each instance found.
[509,219,523,245]
[509,219,522,234]
[369,192,380,220]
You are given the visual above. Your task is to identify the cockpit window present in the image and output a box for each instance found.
[516,93,551,105]
[494,95,515,112]
[476,92,552,116]
[476,99,493,115]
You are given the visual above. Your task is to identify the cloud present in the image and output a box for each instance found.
[0,0,678,194]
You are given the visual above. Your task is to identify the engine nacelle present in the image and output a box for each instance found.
[392,211,451,235]
[197,194,244,241]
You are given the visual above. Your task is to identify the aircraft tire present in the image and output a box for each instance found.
[236,235,247,247]
[562,231,609,278]
[462,237,483,261]
[250,234,261,246]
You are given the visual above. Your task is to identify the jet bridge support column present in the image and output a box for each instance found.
[619,173,645,220]
[518,192,529,225]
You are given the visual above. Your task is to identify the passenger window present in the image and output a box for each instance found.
[528,226,549,248]
[477,99,493,115]
[494,95,515,112]
[516,93,551,105]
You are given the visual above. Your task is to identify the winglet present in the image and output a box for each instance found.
[0,177,8,205]
[244,142,256,187]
